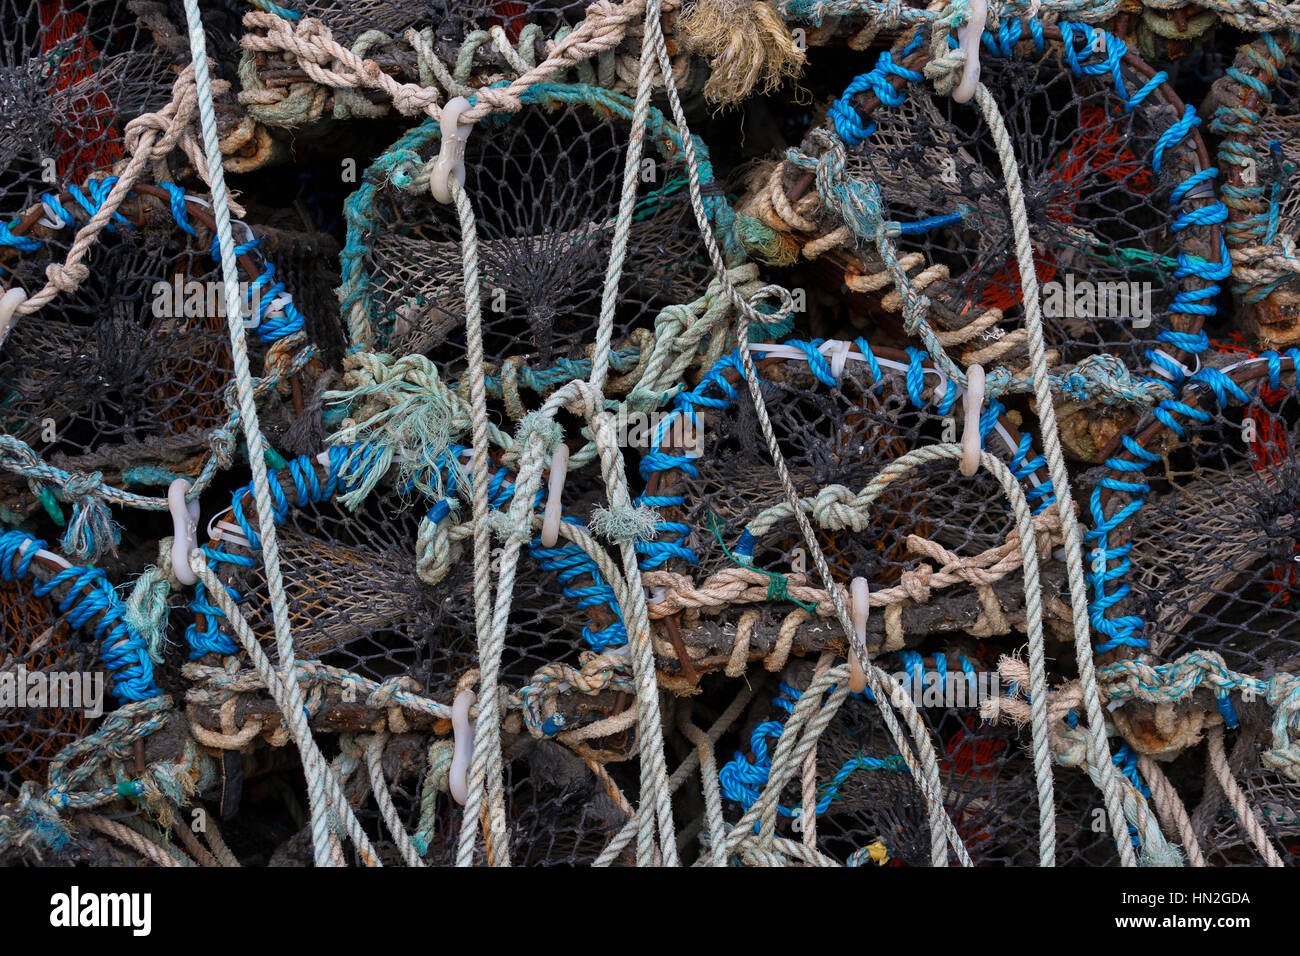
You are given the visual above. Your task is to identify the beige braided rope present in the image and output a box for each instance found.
[241,0,676,125]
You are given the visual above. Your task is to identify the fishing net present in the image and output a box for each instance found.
[0,182,333,560]
[1201,759,1300,864]
[1070,345,1300,869]
[5,0,1300,872]
[1092,350,1300,686]
[743,23,1224,411]
[288,0,597,47]
[0,572,100,793]
[1126,382,1300,673]
[343,90,714,377]
[0,0,172,213]
[1210,32,1300,349]
[0,529,158,799]
[718,662,1120,866]
[188,460,476,697]
[634,344,1063,689]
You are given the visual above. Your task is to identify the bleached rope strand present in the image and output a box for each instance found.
[181,0,337,866]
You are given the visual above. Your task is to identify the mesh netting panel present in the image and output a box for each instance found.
[207,490,475,697]
[0,191,337,515]
[843,35,1216,372]
[1203,761,1300,865]
[727,674,1118,866]
[683,359,1030,584]
[203,460,625,697]
[360,103,710,375]
[0,1,170,210]
[1,215,234,476]
[498,736,632,865]
[0,575,104,795]
[1127,383,1300,672]
[0,221,231,468]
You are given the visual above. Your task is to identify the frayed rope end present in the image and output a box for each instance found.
[589,504,661,543]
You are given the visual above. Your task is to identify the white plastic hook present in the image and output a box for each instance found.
[540,443,569,548]
[449,688,477,805]
[952,0,987,104]
[828,339,851,382]
[960,363,985,477]
[848,576,870,695]
[0,287,28,345]
[430,96,474,204]
[168,479,201,585]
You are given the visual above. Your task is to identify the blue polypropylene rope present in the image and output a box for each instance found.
[0,531,160,702]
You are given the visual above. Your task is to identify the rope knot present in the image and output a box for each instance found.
[327,351,465,506]
[207,423,239,469]
[922,46,967,95]
[61,471,119,561]
[391,82,434,116]
[788,128,886,243]
[1058,353,1165,407]
[367,675,419,709]
[514,411,564,457]
[487,510,533,544]
[811,484,868,532]
[46,262,90,292]
[62,471,103,499]
[899,565,933,604]
[924,0,970,94]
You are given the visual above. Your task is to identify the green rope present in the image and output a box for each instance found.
[705,510,820,614]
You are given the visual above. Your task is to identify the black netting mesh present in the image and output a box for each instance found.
[356,101,711,377]
[0,0,172,212]
[1,219,232,467]
[0,195,334,513]
[1,1,1298,872]
[836,33,1219,373]
[1127,375,1299,673]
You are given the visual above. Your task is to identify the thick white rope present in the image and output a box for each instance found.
[450,177,509,867]
[637,6,969,866]
[190,553,381,865]
[972,81,1135,865]
[181,0,335,866]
